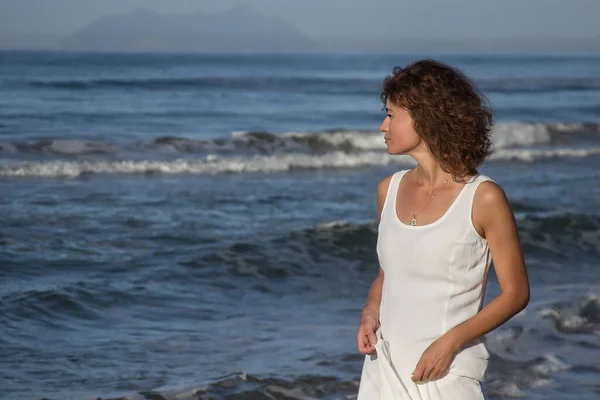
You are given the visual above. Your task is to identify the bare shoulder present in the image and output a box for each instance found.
[377,169,412,196]
[474,180,509,206]
[377,174,394,197]
[376,174,394,220]
[472,180,514,237]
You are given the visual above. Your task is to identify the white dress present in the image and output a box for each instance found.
[357,170,492,400]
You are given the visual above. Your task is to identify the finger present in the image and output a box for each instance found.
[365,338,376,355]
[427,364,441,381]
[421,365,433,383]
[434,366,447,381]
[357,337,367,353]
[411,362,426,383]
[357,326,376,351]
[366,327,377,346]
[357,334,373,354]
[430,362,448,381]
[361,343,374,354]
[435,366,448,381]
[356,329,367,348]
[424,367,438,382]
[356,333,364,353]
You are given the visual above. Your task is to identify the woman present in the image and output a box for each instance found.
[356,60,530,399]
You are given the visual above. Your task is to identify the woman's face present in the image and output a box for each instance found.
[379,101,423,155]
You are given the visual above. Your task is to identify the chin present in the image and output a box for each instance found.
[386,146,408,156]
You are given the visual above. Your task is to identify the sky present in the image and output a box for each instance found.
[1,0,599,51]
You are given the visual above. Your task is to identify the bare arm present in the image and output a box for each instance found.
[445,181,530,350]
[357,175,392,354]
[361,268,384,323]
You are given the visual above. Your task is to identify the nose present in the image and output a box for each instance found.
[379,116,389,133]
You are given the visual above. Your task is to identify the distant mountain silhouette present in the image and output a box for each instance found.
[62,3,319,52]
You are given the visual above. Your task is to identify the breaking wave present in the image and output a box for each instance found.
[1,122,599,177]
[3,146,600,178]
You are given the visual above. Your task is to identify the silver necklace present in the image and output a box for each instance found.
[411,172,450,226]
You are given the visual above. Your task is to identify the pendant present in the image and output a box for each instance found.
[410,216,417,226]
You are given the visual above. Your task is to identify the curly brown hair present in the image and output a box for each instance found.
[381,59,493,178]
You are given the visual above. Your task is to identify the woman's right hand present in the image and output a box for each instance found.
[357,313,379,354]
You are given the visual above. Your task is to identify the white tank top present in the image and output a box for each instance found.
[377,169,493,381]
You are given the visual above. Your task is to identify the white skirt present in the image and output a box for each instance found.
[357,330,487,400]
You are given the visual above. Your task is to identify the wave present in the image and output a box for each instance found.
[179,212,600,284]
[490,146,600,162]
[3,145,600,178]
[518,213,600,259]
[4,216,599,400]
[179,220,379,283]
[25,75,380,95]
[4,213,596,321]
[94,294,600,400]
[479,77,600,94]
[142,129,389,154]
[3,122,598,159]
[224,122,600,153]
[23,75,600,96]
[1,287,102,324]
[95,371,359,400]
[539,296,600,334]
[93,355,580,400]
[0,139,118,155]
[311,214,600,265]
[484,292,600,397]
[0,152,408,177]
[0,279,156,331]
[1,121,598,177]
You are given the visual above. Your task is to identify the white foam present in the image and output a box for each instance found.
[529,378,553,388]
[315,220,353,231]
[490,147,600,162]
[490,382,525,398]
[2,145,600,178]
[0,152,413,178]
[547,122,592,133]
[235,122,560,153]
[291,122,560,152]
[531,354,571,375]
[491,122,552,148]
[285,130,387,151]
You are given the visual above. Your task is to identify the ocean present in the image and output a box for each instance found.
[1,51,600,400]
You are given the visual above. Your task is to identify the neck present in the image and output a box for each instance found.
[413,155,449,190]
